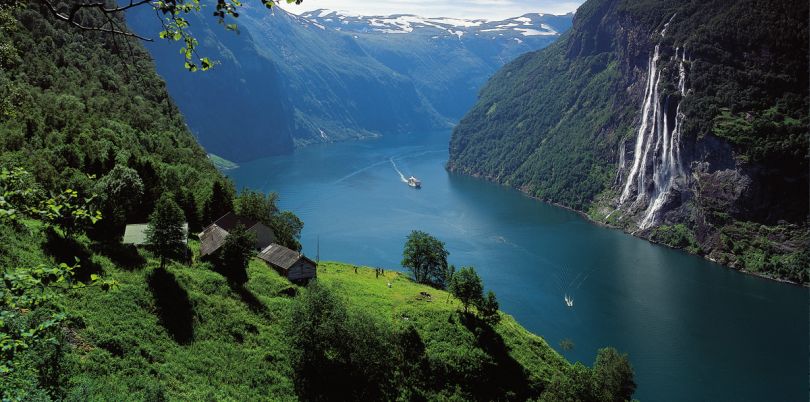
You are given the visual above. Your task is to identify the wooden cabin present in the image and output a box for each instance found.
[199,212,276,258]
[258,243,317,282]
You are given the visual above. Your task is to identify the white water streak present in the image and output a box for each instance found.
[619,18,689,230]
[389,157,408,183]
[620,45,661,204]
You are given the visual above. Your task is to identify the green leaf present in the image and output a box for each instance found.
[201,57,213,71]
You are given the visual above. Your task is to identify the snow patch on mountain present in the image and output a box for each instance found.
[299,9,562,39]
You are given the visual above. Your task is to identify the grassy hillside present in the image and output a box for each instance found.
[0,218,598,400]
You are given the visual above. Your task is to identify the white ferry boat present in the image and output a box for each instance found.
[407,176,421,188]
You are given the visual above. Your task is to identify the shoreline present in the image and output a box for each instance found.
[448,166,808,288]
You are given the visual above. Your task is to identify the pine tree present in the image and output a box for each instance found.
[146,195,186,269]
[220,224,255,284]
[203,180,234,224]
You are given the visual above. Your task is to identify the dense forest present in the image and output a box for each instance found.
[0,1,636,400]
[0,0,222,230]
[449,0,809,283]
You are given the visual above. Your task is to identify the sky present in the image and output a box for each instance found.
[278,0,585,20]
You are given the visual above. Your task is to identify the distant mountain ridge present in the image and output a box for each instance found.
[300,9,569,38]
[126,6,572,162]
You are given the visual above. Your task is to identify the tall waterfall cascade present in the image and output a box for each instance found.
[618,22,690,230]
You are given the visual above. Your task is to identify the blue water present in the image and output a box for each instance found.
[227,132,809,401]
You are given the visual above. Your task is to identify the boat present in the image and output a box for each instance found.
[407,176,421,188]
[564,294,574,307]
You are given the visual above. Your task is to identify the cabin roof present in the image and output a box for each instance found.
[199,212,277,257]
[257,243,315,271]
[123,223,188,246]
[199,224,229,257]
[210,211,260,232]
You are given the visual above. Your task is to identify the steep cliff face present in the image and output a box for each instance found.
[449,0,809,283]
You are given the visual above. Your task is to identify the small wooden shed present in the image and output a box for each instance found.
[199,212,276,258]
[258,243,317,282]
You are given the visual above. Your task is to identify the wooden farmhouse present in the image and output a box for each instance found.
[258,243,317,282]
[199,212,276,258]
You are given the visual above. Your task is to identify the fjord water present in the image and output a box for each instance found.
[228,132,808,401]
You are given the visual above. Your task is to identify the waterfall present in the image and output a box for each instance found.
[618,24,689,230]
[619,44,662,204]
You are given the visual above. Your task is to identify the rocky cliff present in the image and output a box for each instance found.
[449,0,809,284]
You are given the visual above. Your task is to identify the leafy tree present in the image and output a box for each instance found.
[234,188,278,225]
[94,164,144,236]
[176,188,201,233]
[401,230,450,287]
[288,281,397,401]
[32,0,304,71]
[203,179,234,225]
[0,167,40,224]
[0,261,116,374]
[477,290,500,325]
[37,188,102,239]
[234,189,302,251]
[272,211,303,252]
[543,347,636,402]
[542,362,595,402]
[129,158,164,222]
[394,325,429,397]
[219,224,255,284]
[146,195,186,269]
[94,164,144,214]
[448,266,483,313]
[592,347,636,402]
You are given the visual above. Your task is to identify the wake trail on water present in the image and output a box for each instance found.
[550,264,597,306]
[390,157,409,183]
[333,159,391,184]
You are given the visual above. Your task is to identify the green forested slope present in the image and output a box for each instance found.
[0,2,635,400]
[0,0,220,223]
[449,0,809,283]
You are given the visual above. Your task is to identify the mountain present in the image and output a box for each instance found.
[448,0,809,283]
[0,3,632,400]
[125,7,572,162]
[300,10,572,120]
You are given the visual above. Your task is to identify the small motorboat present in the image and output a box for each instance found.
[407,176,421,188]
[564,294,574,307]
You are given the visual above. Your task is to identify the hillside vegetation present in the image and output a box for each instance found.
[1,2,635,400]
[0,0,226,236]
[449,0,809,283]
[2,216,635,400]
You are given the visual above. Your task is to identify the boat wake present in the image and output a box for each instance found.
[552,265,597,308]
[389,157,409,183]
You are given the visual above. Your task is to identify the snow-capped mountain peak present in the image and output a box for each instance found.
[298,9,569,39]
